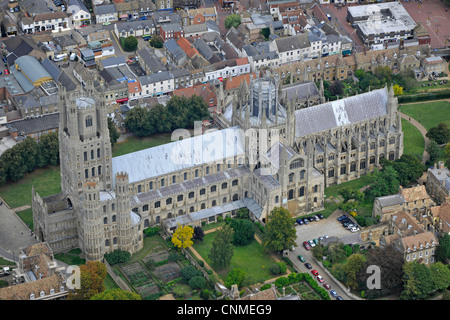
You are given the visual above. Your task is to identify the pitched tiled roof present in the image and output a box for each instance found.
[177,37,200,59]
[399,185,431,203]
[400,231,438,252]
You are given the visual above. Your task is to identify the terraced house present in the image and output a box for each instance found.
[32,72,403,261]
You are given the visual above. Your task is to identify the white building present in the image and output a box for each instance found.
[67,0,92,29]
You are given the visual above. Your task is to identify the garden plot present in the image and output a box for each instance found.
[120,262,160,297]
[153,262,181,283]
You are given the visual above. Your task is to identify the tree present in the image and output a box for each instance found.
[171,224,194,250]
[263,207,297,253]
[193,226,205,242]
[430,262,450,292]
[357,245,404,299]
[366,166,400,199]
[260,27,270,40]
[427,140,441,163]
[401,261,434,300]
[16,136,39,173]
[230,218,255,246]
[104,249,131,265]
[435,234,450,263]
[123,35,138,52]
[328,80,345,97]
[325,241,346,264]
[225,268,246,288]
[374,66,392,83]
[38,132,59,167]
[180,265,202,282]
[208,225,234,270]
[148,103,172,133]
[68,261,107,300]
[390,154,425,186]
[426,122,450,145]
[189,276,206,290]
[393,84,403,96]
[150,35,163,48]
[224,14,241,29]
[124,106,152,136]
[91,288,142,300]
[343,254,365,289]
[108,117,120,147]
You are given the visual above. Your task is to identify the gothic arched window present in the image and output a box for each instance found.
[85,116,93,127]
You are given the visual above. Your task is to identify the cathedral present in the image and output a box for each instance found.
[32,74,403,261]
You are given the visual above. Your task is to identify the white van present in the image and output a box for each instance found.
[54,53,67,62]
[69,52,77,61]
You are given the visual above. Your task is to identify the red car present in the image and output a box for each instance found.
[311,270,319,276]
[4,69,9,75]
[317,275,324,283]
[323,283,331,290]
[303,241,311,250]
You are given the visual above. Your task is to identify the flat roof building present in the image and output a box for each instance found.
[347,2,416,48]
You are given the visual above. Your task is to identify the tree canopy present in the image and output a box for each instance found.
[208,225,234,270]
[68,261,107,300]
[171,224,194,250]
[263,207,297,252]
[426,122,450,145]
[224,14,241,29]
[91,288,142,300]
[122,35,138,52]
[124,95,210,137]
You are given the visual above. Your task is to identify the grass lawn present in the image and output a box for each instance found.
[15,208,33,230]
[192,231,277,285]
[399,101,450,130]
[0,166,61,209]
[112,133,175,157]
[401,118,425,158]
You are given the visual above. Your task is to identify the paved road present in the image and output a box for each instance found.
[0,201,39,263]
[287,210,359,300]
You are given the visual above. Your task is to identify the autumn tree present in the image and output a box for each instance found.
[209,225,234,270]
[393,84,403,96]
[263,207,297,253]
[68,261,107,300]
[171,224,194,250]
[91,288,142,300]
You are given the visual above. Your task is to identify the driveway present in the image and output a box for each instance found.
[0,201,39,263]
[286,210,358,300]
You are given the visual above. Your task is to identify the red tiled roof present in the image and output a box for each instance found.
[177,37,200,59]
[235,57,248,66]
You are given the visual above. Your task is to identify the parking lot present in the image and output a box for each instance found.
[285,210,360,300]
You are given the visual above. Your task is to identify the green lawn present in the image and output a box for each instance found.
[0,166,61,209]
[399,101,450,130]
[192,231,277,285]
[112,133,175,157]
[16,208,33,230]
[401,118,425,159]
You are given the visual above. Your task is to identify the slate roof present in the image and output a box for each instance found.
[7,113,59,135]
[281,81,320,100]
[112,126,245,185]
[275,33,310,52]
[294,87,388,138]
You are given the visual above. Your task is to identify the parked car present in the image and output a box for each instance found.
[336,296,344,300]
[308,240,315,247]
[313,238,319,245]
[311,270,319,276]
[103,21,111,26]
[304,262,312,269]
[317,213,324,219]
[330,290,338,297]
[323,283,331,290]
[303,241,311,250]
[302,218,309,225]
[308,216,315,222]
[346,224,355,230]
[337,214,347,221]
[298,255,306,262]
[317,275,324,283]
[4,69,9,74]
[296,219,304,225]
[313,215,320,221]
[350,227,360,233]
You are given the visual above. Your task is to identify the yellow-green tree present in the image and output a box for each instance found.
[393,84,403,96]
[171,224,194,250]
[91,288,142,300]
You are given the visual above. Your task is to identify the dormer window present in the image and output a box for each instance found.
[40,291,45,298]
[30,294,35,300]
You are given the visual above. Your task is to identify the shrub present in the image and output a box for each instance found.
[189,276,206,290]
[104,250,131,265]
[201,289,210,300]
[277,262,287,274]
[144,226,160,237]
[260,283,271,291]
[180,265,202,282]
[270,263,281,275]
